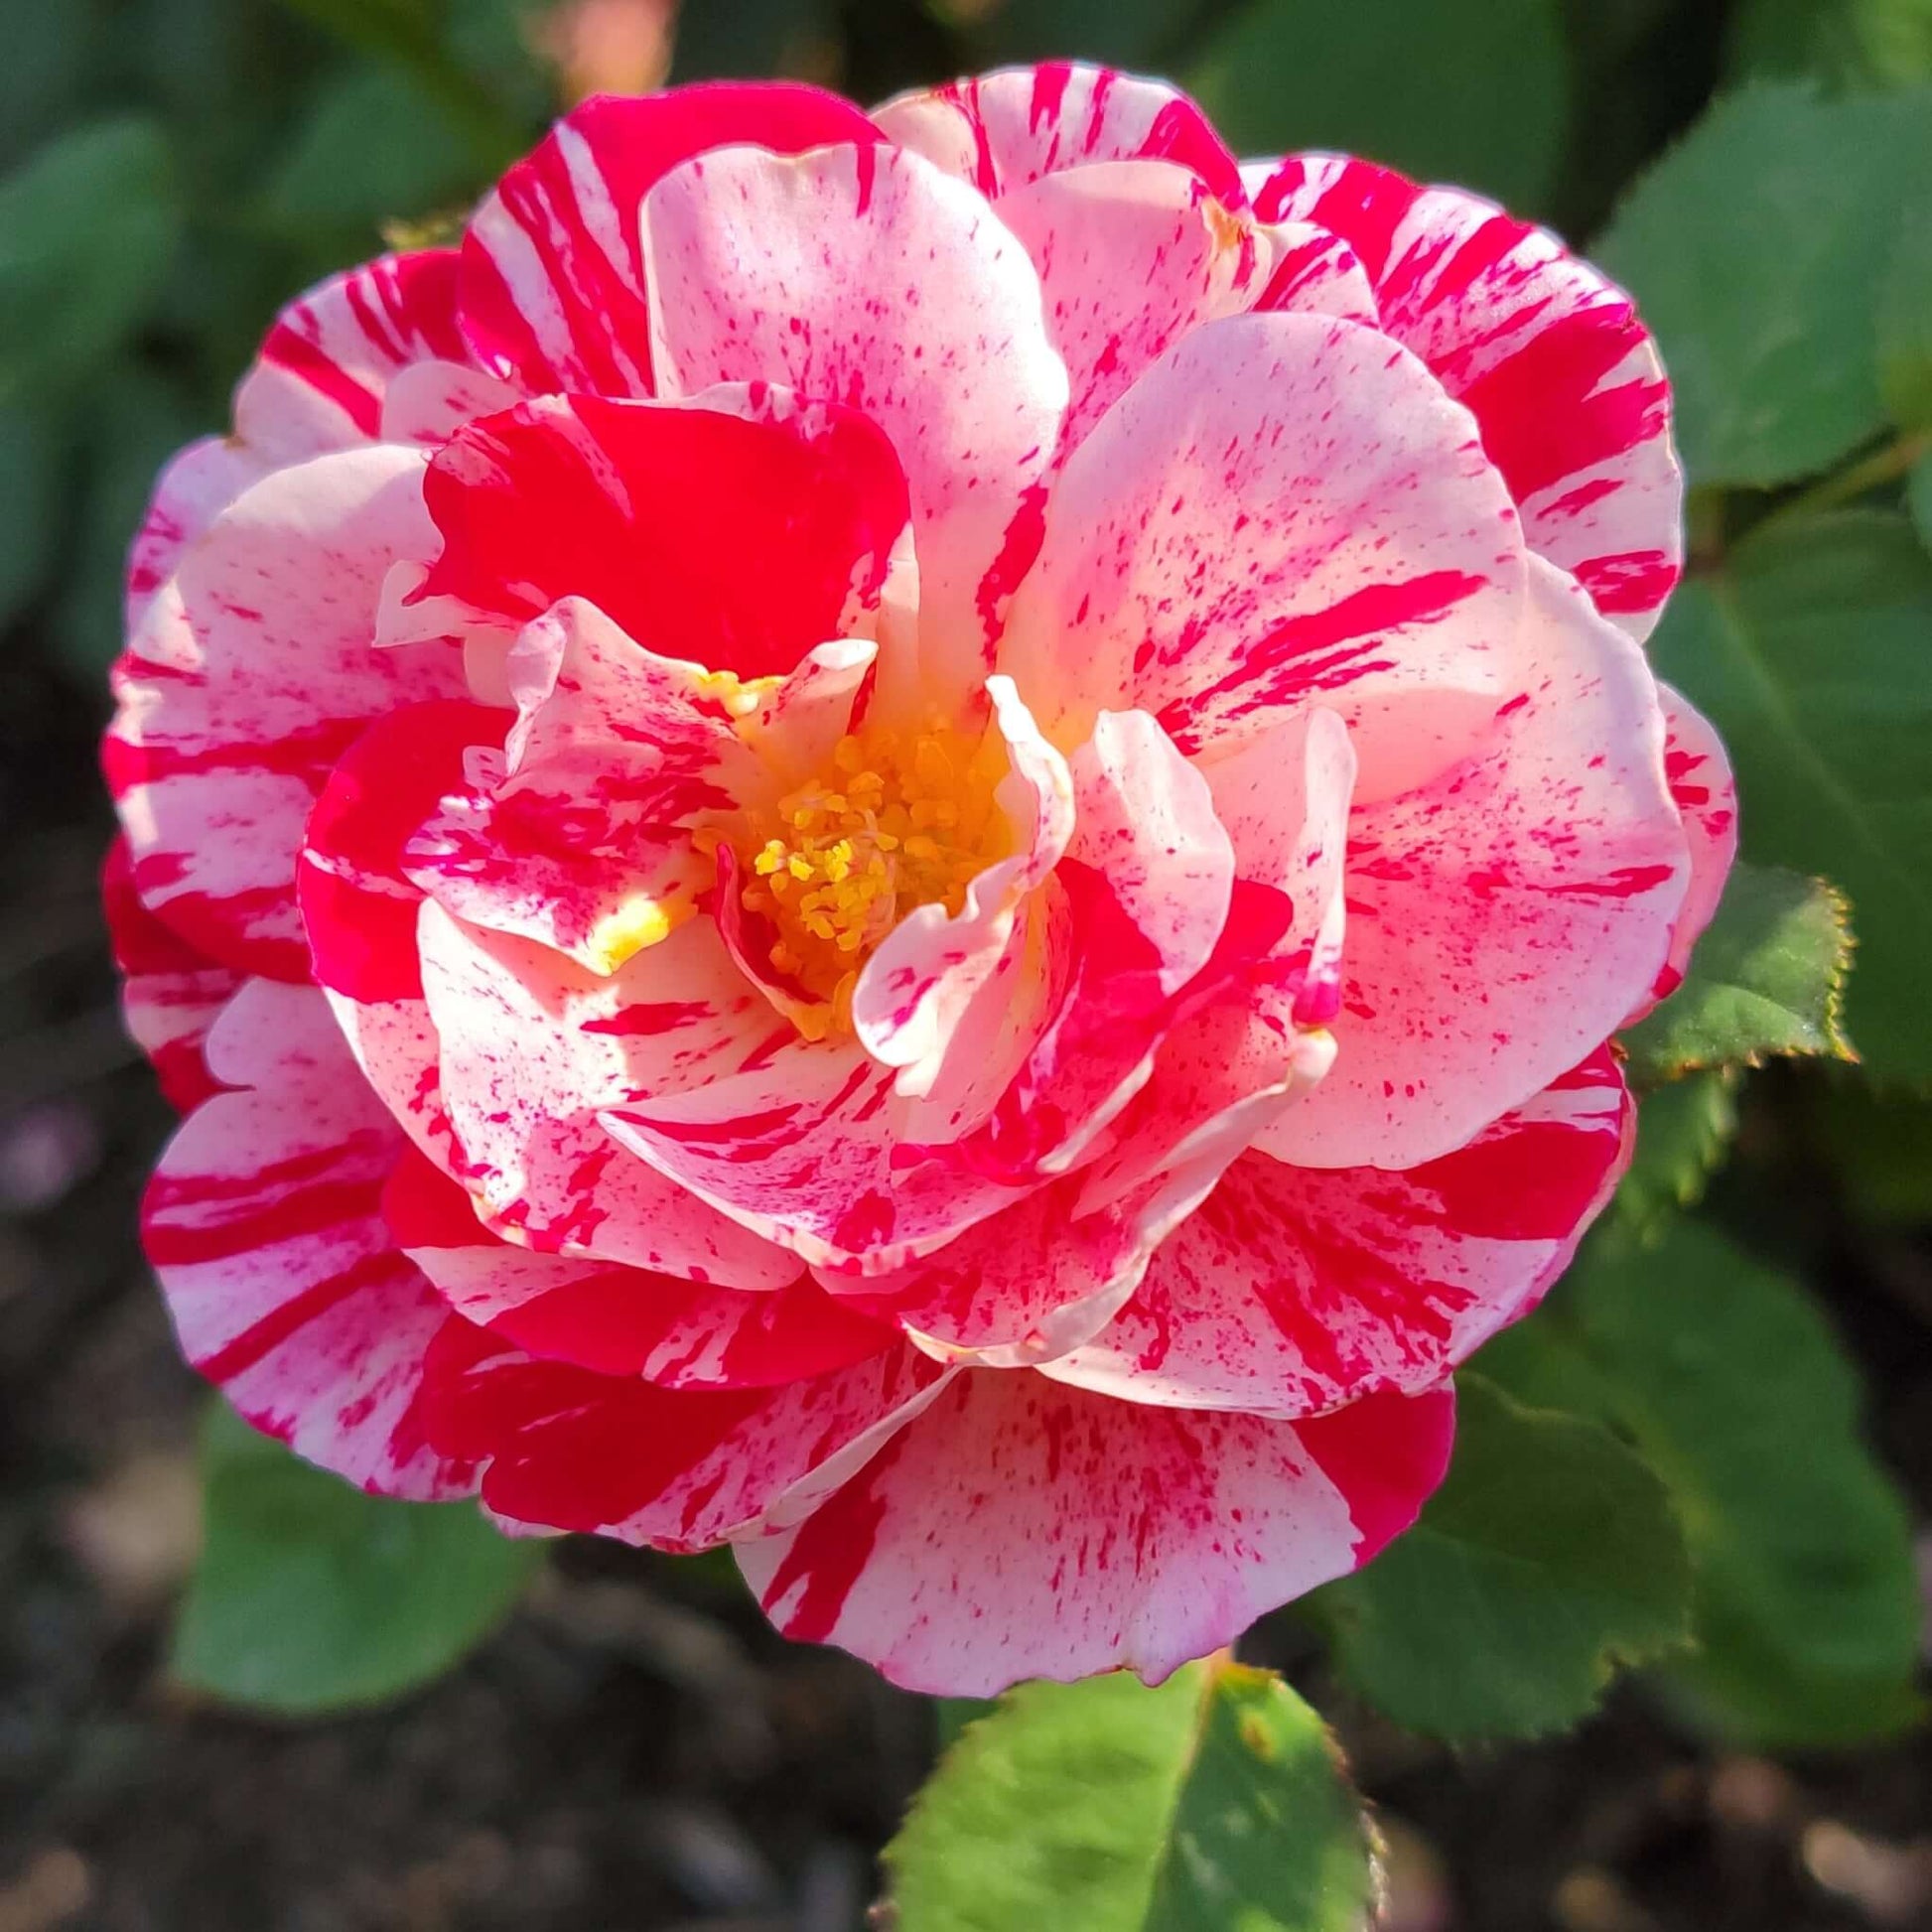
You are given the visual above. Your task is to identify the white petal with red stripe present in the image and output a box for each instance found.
[737,1370,1453,1695]
[1263,557,1687,1172]
[108,445,466,981]
[999,310,1525,762]
[1247,156,1681,637]
[143,980,476,1498]
[640,140,1069,704]
[1048,1048,1631,1415]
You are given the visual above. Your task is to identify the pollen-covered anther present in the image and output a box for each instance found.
[732,727,1009,1023]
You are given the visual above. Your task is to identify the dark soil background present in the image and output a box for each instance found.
[2,641,1930,1932]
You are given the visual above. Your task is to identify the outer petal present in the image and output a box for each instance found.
[384,1143,896,1388]
[237,250,470,462]
[408,389,909,677]
[102,835,241,1114]
[127,253,474,631]
[141,980,477,1498]
[125,438,268,629]
[1248,157,1680,637]
[991,159,1275,452]
[460,82,883,395]
[1635,684,1738,1017]
[1254,221,1377,323]
[107,446,465,980]
[737,1371,1453,1695]
[640,141,1069,700]
[998,311,1524,762]
[1262,558,1688,1171]
[1048,1048,1631,1416]
[417,1323,948,1550]
[874,63,1246,209]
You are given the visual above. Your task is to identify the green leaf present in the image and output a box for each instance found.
[1618,861,1855,1085]
[264,66,482,234]
[0,402,69,629]
[887,1662,1377,1932]
[1311,1375,1692,1740]
[174,1401,545,1717]
[1605,1069,1741,1245]
[51,367,207,679]
[1727,0,1932,89]
[1480,1219,1923,1748]
[1649,513,1932,1086]
[1877,201,1932,430]
[934,1697,998,1751]
[1597,84,1932,487]
[1185,0,1570,214]
[0,119,184,405]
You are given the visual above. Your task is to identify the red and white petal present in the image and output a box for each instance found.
[416,899,797,1285]
[127,251,474,625]
[600,1035,979,1271]
[102,835,241,1113]
[378,358,522,449]
[1264,558,1687,1172]
[992,159,1275,454]
[1254,221,1377,323]
[124,437,269,628]
[409,390,909,677]
[403,600,758,971]
[852,676,1073,1090]
[384,1144,896,1388]
[874,63,1246,210]
[737,1370,1453,1695]
[1067,709,1234,996]
[999,310,1524,761]
[460,83,883,397]
[417,1324,947,1549]
[236,250,470,463]
[1249,158,1680,637]
[911,710,1236,1193]
[1073,706,1357,1214]
[107,445,465,981]
[1199,703,1355,1028]
[640,141,1069,701]
[1049,1048,1631,1416]
[300,698,507,1005]
[142,980,477,1498]
[839,1176,1143,1364]
[1633,684,1738,1018]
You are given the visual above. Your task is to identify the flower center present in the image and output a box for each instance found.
[732,728,1008,1020]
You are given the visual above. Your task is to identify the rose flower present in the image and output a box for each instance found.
[104,64,1734,1694]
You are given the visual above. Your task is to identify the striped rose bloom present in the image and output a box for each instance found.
[105,64,1732,1694]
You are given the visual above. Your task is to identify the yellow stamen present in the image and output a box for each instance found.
[725,722,1008,1031]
